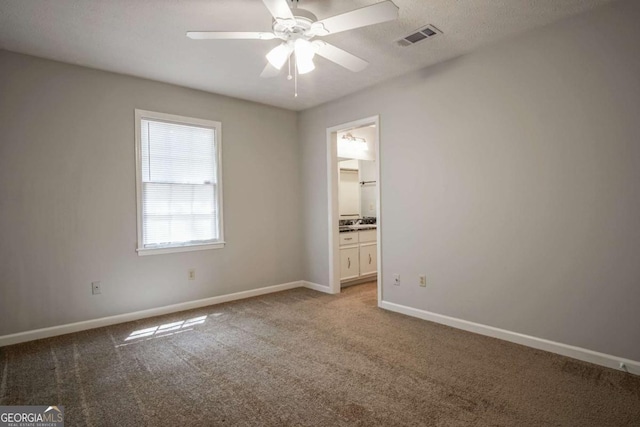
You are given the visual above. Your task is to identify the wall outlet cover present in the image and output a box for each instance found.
[91,281,101,295]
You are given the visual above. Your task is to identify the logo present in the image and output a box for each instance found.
[0,405,64,427]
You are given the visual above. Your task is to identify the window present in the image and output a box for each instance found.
[134,110,224,255]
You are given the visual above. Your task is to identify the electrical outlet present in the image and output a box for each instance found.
[419,275,427,287]
[91,281,101,295]
[188,269,196,281]
[393,274,400,286]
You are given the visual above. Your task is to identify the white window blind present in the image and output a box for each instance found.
[135,110,223,254]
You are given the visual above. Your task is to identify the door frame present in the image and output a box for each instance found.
[326,115,382,305]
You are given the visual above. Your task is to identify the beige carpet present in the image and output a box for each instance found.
[1,283,638,426]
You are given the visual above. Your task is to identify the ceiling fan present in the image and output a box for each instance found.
[187,0,399,84]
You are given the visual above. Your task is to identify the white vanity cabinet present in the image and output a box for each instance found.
[339,229,377,281]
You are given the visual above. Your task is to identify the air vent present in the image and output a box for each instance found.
[396,25,442,47]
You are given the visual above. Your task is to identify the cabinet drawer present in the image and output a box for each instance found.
[339,232,359,245]
[359,229,377,243]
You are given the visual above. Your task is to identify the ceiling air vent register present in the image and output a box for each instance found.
[396,25,442,47]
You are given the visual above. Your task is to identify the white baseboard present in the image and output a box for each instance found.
[380,300,640,376]
[0,280,304,347]
[302,281,334,294]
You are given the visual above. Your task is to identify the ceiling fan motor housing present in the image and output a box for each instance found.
[273,9,327,41]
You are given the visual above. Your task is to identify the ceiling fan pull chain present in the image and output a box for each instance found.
[294,54,298,98]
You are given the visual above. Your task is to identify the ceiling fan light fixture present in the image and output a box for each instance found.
[296,56,315,74]
[266,42,292,70]
[294,39,316,74]
[187,0,401,94]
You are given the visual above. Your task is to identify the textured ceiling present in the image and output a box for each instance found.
[0,0,616,111]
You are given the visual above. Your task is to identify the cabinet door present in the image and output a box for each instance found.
[359,244,377,276]
[340,247,360,281]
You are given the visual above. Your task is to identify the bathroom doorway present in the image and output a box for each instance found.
[326,116,381,304]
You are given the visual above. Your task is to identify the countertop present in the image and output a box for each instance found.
[339,225,377,233]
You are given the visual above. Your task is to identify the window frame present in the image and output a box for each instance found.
[134,109,225,256]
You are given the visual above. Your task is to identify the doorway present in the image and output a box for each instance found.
[326,115,381,305]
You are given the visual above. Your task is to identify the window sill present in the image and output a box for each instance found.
[137,242,225,256]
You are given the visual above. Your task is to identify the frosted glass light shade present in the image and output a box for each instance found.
[294,39,315,74]
[266,43,292,70]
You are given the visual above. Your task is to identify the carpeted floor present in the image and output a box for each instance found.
[1,282,639,426]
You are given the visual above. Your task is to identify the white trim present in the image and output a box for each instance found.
[374,121,382,306]
[133,109,225,256]
[302,281,334,294]
[137,241,225,256]
[135,109,221,129]
[0,281,303,347]
[327,128,340,294]
[326,115,382,302]
[379,300,640,376]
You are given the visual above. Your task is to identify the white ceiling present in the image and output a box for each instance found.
[0,0,615,111]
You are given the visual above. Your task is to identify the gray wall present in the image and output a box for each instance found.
[0,51,302,336]
[299,0,640,360]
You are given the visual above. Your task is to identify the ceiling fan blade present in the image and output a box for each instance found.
[314,42,369,72]
[186,31,275,40]
[315,1,399,35]
[260,63,283,78]
[261,0,295,21]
